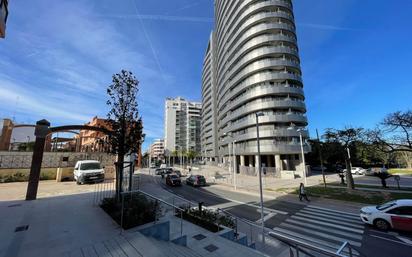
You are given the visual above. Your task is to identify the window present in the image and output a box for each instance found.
[387,206,412,215]
[377,201,397,211]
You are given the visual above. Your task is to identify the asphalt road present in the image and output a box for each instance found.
[150,173,412,257]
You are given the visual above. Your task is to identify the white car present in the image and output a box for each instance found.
[360,199,412,231]
[74,160,105,185]
[343,167,365,175]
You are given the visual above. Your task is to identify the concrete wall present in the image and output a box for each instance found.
[0,151,116,169]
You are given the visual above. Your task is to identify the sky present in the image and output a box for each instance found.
[0,0,411,151]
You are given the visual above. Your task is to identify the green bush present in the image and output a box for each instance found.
[0,172,28,183]
[177,206,235,232]
[100,193,160,229]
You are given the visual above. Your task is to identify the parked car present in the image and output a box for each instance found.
[343,167,366,175]
[155,168,163,175]
[173,170,182,177]
[74,160,105,185]
[360,199,412,231]
[366,167,388,176]
[186,175,206,187]
[166,174,182,186]
[163,168,173,175]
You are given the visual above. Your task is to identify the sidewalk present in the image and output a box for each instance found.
[0,192,120,257]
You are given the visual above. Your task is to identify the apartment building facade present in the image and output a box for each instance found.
[201,0,310,173]
[164,97,202,154]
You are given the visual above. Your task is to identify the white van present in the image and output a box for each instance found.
[74,160,105,185]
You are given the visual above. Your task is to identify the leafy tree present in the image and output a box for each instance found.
[187,150,198,166]
[106,70,143,200]
[324,127,364,190]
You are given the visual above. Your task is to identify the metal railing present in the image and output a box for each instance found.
[208,206,366,257]
[269,231,366,257]
[120,189,185,237]
[93,178,116,206]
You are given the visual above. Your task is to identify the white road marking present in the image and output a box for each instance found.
[370,235,412,246]
[272,227,342,251]
[306,205,359,217]
[284,219,363,240]
[397,236,412,245]
[299,209,364,225]
[206,194,288,215]
[290,215,364,234]
[255,212,276,223]
[279,222,362,247]
[294,213,364,229]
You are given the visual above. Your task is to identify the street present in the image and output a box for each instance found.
[142,171,412,257]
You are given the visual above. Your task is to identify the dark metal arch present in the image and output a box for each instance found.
[49,125,112,135]
[13,124,36,128]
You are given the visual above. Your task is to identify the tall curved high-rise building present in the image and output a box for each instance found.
[201,0,309,174]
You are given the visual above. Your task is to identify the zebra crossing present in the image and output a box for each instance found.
[272,205,365,254]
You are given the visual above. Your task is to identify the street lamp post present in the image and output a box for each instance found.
[232,140,237,190]
[298,129,307,186]
[26,136,30,151]
[255,112,265,245]
[223,133,237,190]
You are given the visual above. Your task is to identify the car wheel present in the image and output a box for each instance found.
[374,219,390,231]
[76,179,81,185]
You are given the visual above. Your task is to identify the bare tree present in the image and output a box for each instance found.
[106,70,143,200]
[368,110,412,153]
[324,127,364,190]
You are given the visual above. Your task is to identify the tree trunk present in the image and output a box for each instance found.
[116,152,125,202]
[345,159,355,190]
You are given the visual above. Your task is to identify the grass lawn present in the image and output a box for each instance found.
[327,182,412,192]
[388,169,412,175]
[305,186,412,204]
[270,186,412,205]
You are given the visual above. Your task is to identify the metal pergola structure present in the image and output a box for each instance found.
[0,0,9,38]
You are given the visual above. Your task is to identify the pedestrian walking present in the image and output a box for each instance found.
[299,183,310,202]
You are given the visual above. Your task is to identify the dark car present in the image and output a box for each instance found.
[155,168,163,175]
[173,170,182,177]
[186,175,206,187]
[163,168,173,175]
[166,174,182,186]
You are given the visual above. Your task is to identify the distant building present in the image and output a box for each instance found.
[77,116,111,152]
[164,97,202,154]
[150,139,164,161]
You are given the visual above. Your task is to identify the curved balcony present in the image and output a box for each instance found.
[224,129,309,144]
[223,7,293,47]
[221,113,307,134]
[226,100,305,123]
[222,15,295,57]
[216,0,293,43]
[219,60,301,98]
[217,22,296,67]
[224,33,298,66]
[235,143,310,155]
[219,85,304,115]
[221,48,300,86]
[218,71,303,107]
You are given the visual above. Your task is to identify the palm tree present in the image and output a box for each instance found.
[172,150,179,167]
[187,150,198,167]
